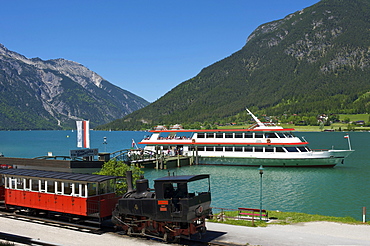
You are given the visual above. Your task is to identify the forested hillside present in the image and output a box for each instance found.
[99,0,370,130]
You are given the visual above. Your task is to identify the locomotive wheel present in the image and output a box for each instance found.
[127,227,133,236]
[163,232,168,242]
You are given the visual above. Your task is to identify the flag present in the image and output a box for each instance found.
[344,135,349,139]
[131,139,136,149]
[76,121,82,148]
[83,120,90,148]
[76,120,90,148]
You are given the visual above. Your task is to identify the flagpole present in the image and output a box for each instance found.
[345,134,351,150]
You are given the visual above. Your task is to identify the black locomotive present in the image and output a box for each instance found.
[112,171,212,242]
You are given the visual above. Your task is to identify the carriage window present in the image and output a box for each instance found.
[285,147,299,152]
[206,133,214,138]
[47,180,55,193]
[276,147,285,152]
[245,133,253,138]
[215,146,223,152]
[24,178,32,190]
[225,147,233,152]
[55,181,63,194]
[88,183,97,196]
[197,133,205,138]
[235,133,243,138]
[216,133,223,138]
[245,147,253,152]
[39,180,47,192]
[255,147,263,152]
[16,178,23,190]
[63,182,73,195]
[31,179,39,191]
[235,147,243,152]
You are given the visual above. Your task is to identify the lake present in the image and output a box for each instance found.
[0,130,369,221]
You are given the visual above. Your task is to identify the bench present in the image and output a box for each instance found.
[238,207,268,221]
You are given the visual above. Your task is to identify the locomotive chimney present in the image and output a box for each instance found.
[126,171,134,192]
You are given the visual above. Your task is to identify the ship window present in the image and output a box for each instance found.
[225,147,233,152]
[245,147,253,152]
[298,147,308,152]
[235,133,243,138]
[206,133,214,138]
[245,133,253,138]
[266,133,277,138]
[206,146,214,151]
[198,146,205,151]
[255,147,263,152]
[197,133,205,138]
[216,133,223,138]
[276,147,285,152]
[285,133,294,138]
[285,147,299,152]
[277,133,286,138]
[255,133,264,138]
[225,133,233,138]
[215,146,223,151]
[265,147,274,152]
[235,147,243,152]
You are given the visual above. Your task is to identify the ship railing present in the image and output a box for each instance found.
[311,149,329,152]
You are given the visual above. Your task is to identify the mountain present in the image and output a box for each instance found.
[99,0,370,130]
[0,44,149,130]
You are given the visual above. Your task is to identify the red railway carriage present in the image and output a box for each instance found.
[0,169,120,218]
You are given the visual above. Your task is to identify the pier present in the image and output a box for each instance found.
[0,148,193,171]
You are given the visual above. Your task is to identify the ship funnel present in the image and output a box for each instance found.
[126,170,134,193]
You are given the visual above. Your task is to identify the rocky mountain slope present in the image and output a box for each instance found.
[0,44,149,129]
[100,0,370,130]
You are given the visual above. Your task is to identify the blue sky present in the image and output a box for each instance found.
[1,0,319,102]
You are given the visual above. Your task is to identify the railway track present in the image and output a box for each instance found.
[0,210,104,234]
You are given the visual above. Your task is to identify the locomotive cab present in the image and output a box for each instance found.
[154,174,211,222]
[112,173,211,241]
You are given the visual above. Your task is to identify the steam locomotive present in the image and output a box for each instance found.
[112,171,212,242]
[0,169,211,242]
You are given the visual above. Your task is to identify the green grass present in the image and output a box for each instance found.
[218,123,370,132]
[208,210,366,227]
[338,114,370,122]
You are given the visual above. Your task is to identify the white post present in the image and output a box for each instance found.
[345,134,352,150]
[363,207,366,223]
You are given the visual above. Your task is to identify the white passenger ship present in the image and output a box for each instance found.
[139,109,354,167]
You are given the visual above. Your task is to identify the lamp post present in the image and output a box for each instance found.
[103,137,107,152]
[258,165,264,221]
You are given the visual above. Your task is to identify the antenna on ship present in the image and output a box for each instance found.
[246,108,265,127]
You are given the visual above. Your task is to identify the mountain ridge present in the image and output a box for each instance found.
[99,0,370,130]
[0,44,149,130]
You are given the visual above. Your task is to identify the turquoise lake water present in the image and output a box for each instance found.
[0,130,369,221]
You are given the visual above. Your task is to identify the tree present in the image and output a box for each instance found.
[94,159,144,195]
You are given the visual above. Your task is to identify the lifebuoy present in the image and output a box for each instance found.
[267,138,271,143]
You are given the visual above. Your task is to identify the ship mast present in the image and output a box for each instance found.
[246,108,265,127]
